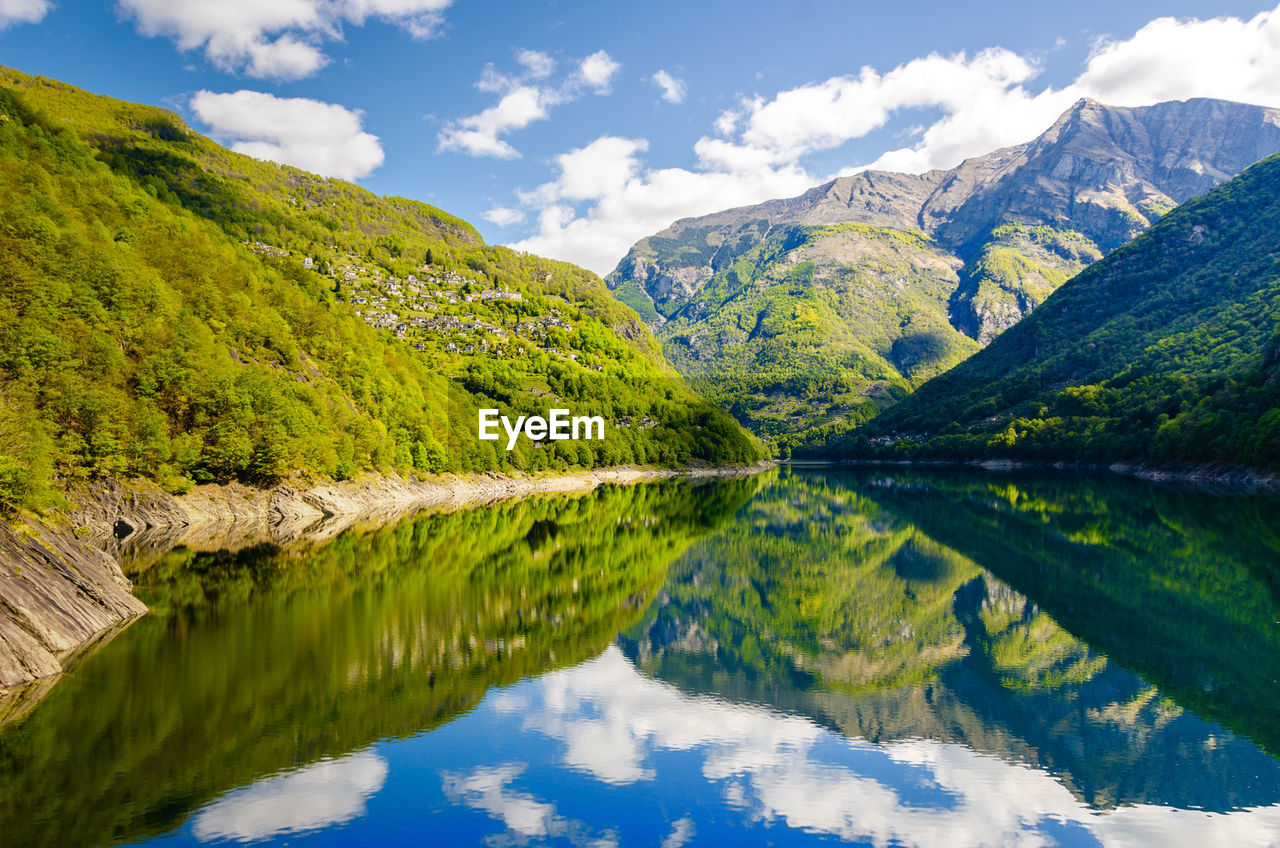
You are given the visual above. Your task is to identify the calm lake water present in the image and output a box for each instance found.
[3,467,1280,847]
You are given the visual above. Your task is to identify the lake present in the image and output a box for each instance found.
[2,467,1279,847]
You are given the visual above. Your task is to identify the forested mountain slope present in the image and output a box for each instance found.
[834,152,1280,470]
[0,68,762,512]
[606,98,1280,446]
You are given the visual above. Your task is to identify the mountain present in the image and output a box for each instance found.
[0,68,763,513]
[835,150,1280,470]
[607,98,1280,446]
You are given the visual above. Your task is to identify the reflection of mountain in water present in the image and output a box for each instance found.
[0,477,761,848]
[620,468,1280,812]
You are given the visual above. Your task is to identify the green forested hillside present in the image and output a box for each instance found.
[835,153,1280,469]
[649,222,980,449]
[608,98,1280,447]
[0,69,762,512]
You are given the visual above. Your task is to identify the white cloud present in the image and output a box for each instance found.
[438,86,549,159]
[438,48,621,160]
[116,0,453,80]
[576,49,621,92]
[1073,6,1280,107]
[502,4,1280,275]
[864,4,1280,174]
[0,0,50,29]
[661,816,696,848]
[510,136,813,274]
[341,0,450,37]
[443,764,560,838]
[652,70,686,104]
[189,89,385,180]
[516,48,556,80]
[192,750,387,842]
[734,49,1038,165]
[483,205,526,227]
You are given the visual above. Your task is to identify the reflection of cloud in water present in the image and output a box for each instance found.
[512,647,1280,848]
[661,816,696,848]
[524,649,821,786]
[442,763,619,848]
[191,751,387,843]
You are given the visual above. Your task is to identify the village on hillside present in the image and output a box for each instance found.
[244,241,597,368]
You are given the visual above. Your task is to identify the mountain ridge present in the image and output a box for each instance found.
[0,66,764,513]
[832,149,1280,470]
[607,96,1280,445]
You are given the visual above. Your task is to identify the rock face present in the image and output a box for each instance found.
[605,98,1280,438]
[615,98,1280,334]
[0,520,146,689]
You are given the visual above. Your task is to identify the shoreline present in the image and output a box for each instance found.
[791,456,1280,489]
[0,462,772,695]
[78,462,775,564]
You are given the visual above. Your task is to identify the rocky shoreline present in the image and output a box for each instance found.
[0,464,769,696]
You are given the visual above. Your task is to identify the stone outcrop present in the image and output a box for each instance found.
[608,97,1280,340]
[0,519,146,689]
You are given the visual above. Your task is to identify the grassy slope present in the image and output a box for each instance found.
[0,69,763,511]
[616,210,1110,451]
[652,223,982,449]
[835,154,1280,469]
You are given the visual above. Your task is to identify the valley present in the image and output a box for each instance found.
[608,98,1280,447]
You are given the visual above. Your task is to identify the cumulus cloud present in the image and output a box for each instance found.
[661,816,696,848]
[515,48,556,79]
[116,0,453,80]
[1073,5,1280,107]
[865,4,1280,174]
[576,49,621,92]
[438,86,549,159]
[438,48,621,159]
[509,136,813,274]
[719,48,1040,168]
[189,89,385,180]
[652,70,686,104]
[442,763,620,846]
[483,205,526,227]
[0,0,51,29]
[502,4,1280,274]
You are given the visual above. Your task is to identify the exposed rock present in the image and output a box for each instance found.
[0,519,146,689]
[608,97,1280,339]
[604,97,1280,437]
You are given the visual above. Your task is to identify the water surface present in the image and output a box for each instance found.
[2,468,1279,847]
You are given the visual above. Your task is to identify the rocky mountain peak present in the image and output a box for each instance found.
[603,96,1280,439]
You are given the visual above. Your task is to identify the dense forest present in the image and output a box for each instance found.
[0,69,763,513]
[640,222,980,450]
[608,98,1280,452]
[826,152,1280,469]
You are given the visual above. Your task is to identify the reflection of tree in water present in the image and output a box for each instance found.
[0,475,761,848]
[621,467,1280,813]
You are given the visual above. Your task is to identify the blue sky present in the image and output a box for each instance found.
[3,1,1279,273]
